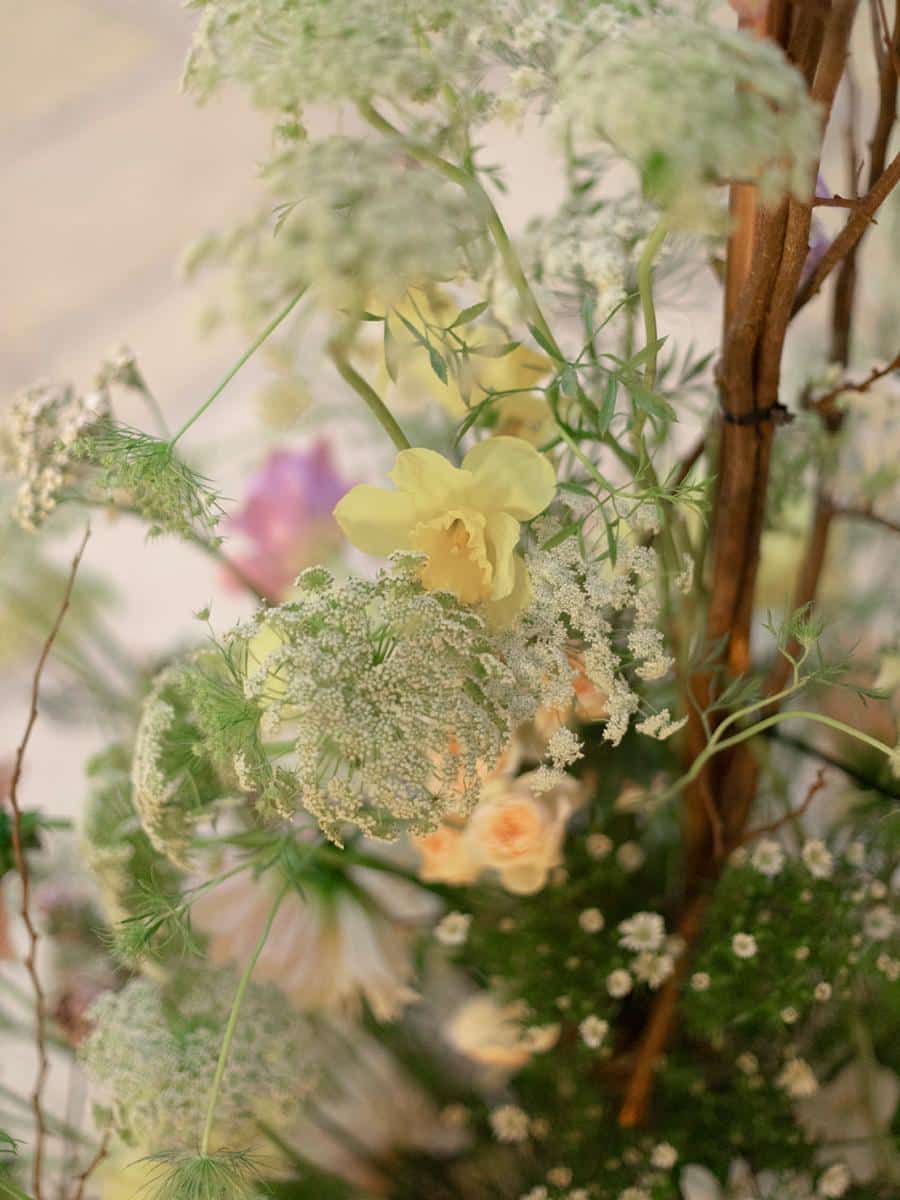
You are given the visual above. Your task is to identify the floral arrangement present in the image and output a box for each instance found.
[1,2,899,1200]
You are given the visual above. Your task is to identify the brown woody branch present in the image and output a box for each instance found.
[793,150,900,313]
[809,351,900,413]
[69,1132,111,1200]
[618,0,864,1129]
[832,503,900,534]
[737,766,828,845]
[6,527,90,1199]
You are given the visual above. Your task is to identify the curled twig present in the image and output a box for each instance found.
[737,766,828,846]
[68,1132,111,1200]
[7,526,90,1198]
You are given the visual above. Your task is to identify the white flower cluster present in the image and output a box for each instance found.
[82,974,317,1150]
[559,16,820,226]
[498,195,659,318]
[231,559,536,842]
[131,665,206,867]
[499,531,678,766]
[468,0,646,121]
[2,381,109,531]
[261,139,486,308]
[185,0,485,119]
[617,911,676,990]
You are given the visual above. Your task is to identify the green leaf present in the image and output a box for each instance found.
[527,322,563,361]
[626,337,668,371]
[448,301,488,329]
[394,311,428,347]
[468,341,520,358]
[383,318,399,383]
[598,373,618,433]
[628,382,677,422]
[428,347,449,385]
[0,1132,19,1155]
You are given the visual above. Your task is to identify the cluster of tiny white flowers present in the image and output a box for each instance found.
[499,531,676,770]
[262,139,486,309]
[801,839,834,879]
[435,911,472,947]
[618,911,665,953]
[615,912,674,990]
[578,1014,608,1048]
[490,1103,531,1143]
[185,0,485,119]
[750,838,785,877]
[2,381,109,531]
[776,1055,818,1099]
[131,665,199,866]
[488,194,659,318]
[232,559,537,842]
[82,974,317,1150]
[732,932,758,960]
[559,16,820,227]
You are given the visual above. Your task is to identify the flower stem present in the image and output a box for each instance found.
[198,880,289,1157]
[636,218,668,391]
[169,287,306,449]
[328,342,411,451]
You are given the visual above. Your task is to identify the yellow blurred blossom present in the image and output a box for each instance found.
[357,291,551,418]
[333,437,556,622]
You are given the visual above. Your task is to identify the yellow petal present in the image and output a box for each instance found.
[484,510,521,600]
[389,447,470,515]
[482,553,533,630]
[333,484,416,556]
[463,436,556,520]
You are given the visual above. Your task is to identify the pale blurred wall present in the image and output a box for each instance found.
[0,0,282,820]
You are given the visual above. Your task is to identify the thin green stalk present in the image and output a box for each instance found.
[636,218,668,391]
[198,881,289,1156]
[681,710,895,793]
[169,288,307,448]
[357,101,640,474]
[328,343,411,451]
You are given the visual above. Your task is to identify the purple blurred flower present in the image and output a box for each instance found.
[802,175,832,288]
[225,441,350,600]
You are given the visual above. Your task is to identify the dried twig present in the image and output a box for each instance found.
[6,527,90,1199]
[832,503,900,535]
[738,766,828,845]
[793,150,900,314]
[69,1131,111,1200]
[809,351,900,413]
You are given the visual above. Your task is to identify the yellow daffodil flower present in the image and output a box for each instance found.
[333,437,556,622]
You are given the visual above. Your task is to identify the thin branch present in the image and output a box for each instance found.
[831,503,900,534]
[6,527,90,1199]
[809,351,900,412]
[68,1133,110,1200]
[793,150,900,314]
[812,193,865,208]
[738,766,828,845]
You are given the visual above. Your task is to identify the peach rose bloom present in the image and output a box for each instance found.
[412,823,480,886]
[468,771,580,895]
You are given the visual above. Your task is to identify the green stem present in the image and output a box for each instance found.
[356,102,640,474]
[169,287,306,448]
[198,880,289,1156]
[636,219,668,391]
[328,343,411,451]
[682,710,895,792]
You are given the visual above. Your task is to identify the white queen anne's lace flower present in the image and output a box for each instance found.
[82,974,317,1150]
[2,381,109,531]
[234,559,534,842]
[559,16,819,227]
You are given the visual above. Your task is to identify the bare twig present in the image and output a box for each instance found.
[831,503,900,535]
[793,151,900,314]
[812,193,865,208]
[809,351,900,413]
[6,526,90,1199]
[68,1132,111,1200]
[738,766,828,845]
